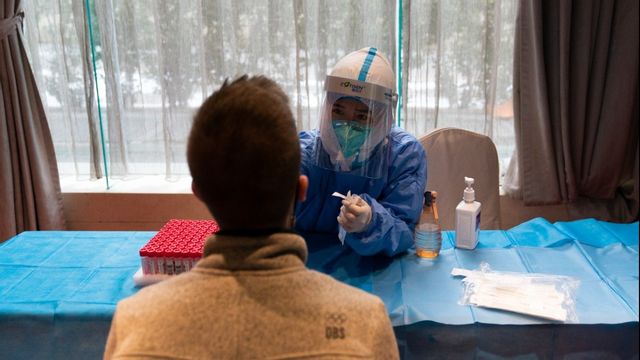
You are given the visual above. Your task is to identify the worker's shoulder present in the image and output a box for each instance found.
[388,126,420,146]
[388,127,425,160]
[299,129,319,144]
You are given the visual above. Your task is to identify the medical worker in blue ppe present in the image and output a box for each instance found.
[295,47,427,257]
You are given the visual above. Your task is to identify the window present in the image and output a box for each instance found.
[24,0,517,191]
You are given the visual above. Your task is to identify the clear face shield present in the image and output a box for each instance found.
[314,76,397,179]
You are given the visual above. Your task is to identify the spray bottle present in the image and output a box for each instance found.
[455,177,481,249]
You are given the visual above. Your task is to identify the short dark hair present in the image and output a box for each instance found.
[187,75,300,229]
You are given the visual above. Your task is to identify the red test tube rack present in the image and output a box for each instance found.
[139,219,219,275]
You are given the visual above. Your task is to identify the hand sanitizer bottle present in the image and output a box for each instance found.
[455,177,481,249]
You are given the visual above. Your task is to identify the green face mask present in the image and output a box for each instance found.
[332,120,371,158]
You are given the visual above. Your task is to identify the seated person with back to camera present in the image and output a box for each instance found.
[103,75,400,359]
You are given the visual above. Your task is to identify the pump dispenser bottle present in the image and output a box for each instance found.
[455,177,481,249]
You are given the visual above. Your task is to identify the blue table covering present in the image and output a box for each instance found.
[1,218,638,359]
[303,217,638,326]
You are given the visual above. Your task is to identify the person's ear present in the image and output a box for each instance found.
[191,180,202,201]
[297,175,308,203]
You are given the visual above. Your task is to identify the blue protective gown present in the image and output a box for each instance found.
[295,126,427,257]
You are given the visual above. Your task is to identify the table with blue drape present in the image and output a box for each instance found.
[1,218,638,359]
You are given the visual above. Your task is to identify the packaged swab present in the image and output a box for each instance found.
[452,262,580,322]
[332,190,353,202]
[332,190,355,245]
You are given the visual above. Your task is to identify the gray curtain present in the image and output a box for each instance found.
[507,0,638,220]
[1,0,65,242]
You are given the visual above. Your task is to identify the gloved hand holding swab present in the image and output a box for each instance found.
[333,191,372,233]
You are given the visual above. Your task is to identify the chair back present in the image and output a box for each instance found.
[419,128,501,230]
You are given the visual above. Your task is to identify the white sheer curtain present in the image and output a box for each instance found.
[23,0,516,184]
[403,0,518,173]
[23,0,103,179]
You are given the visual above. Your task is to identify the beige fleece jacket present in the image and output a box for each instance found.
[104,232,399,359]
